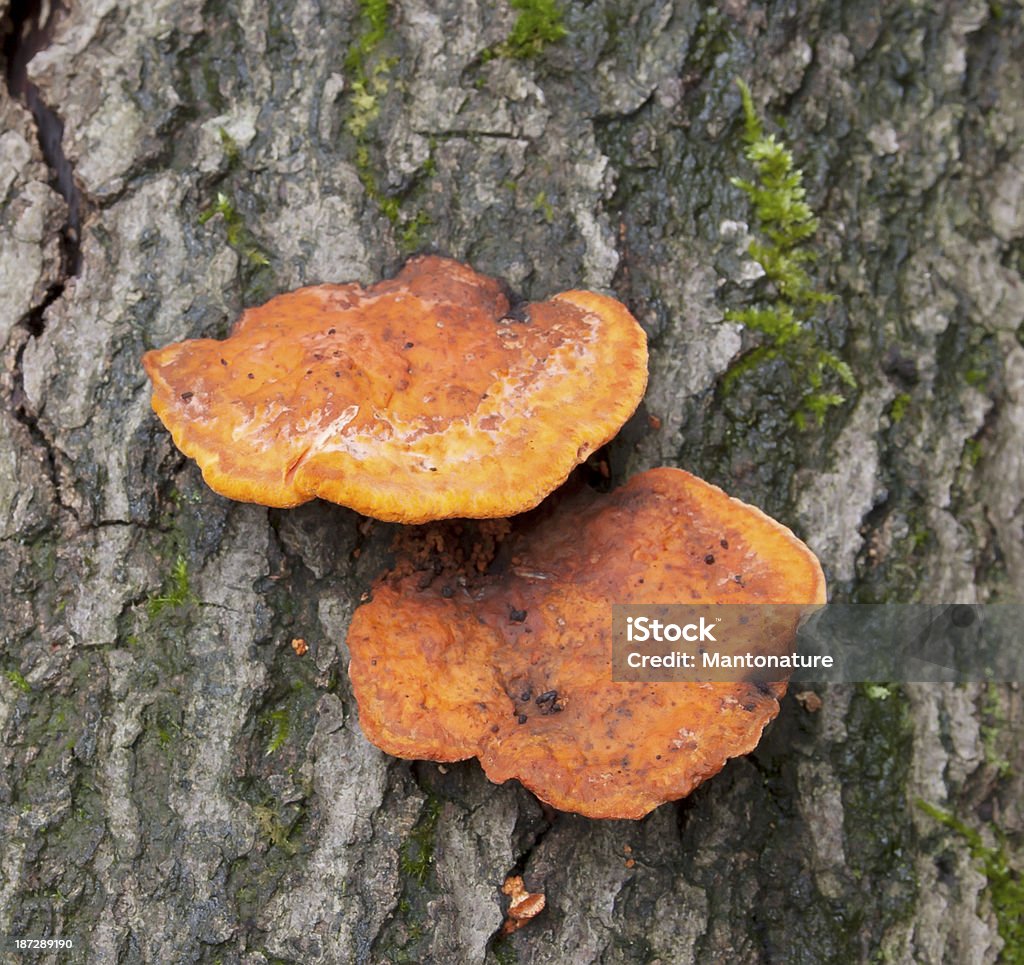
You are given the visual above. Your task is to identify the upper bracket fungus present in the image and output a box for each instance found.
[142,256,648,523]
[347,467,826,820]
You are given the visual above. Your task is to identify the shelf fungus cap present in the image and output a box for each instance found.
[142,255,648,523]
[347,467,826,820]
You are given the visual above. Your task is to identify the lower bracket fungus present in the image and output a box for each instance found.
[347,467,826,820]
[142,255,647,523]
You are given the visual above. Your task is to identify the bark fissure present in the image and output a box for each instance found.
[8,334,64,513]
[2,0,84,521]
[3,0,81,280]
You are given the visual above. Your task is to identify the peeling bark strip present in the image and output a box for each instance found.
[0,1,1022,963]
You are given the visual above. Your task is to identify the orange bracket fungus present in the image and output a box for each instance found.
[142,256,647,523]
[347,467,826,820]
[501,875,545,934]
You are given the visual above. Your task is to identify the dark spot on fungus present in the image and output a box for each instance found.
[220,358,228,366]
[247,372,254,379]
[720,538,729,549]
[404,341,414,349]
[535,690,567,715]
[180,391,194,402]
[704,554,715,565]
[509,606,527,623]
[507,678,531,702]
[517,714,528,725]
[503,303,531,324]
[328,327,336,334]
[441,585,454,598]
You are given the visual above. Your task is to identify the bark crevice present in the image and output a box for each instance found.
[3,0,81,281]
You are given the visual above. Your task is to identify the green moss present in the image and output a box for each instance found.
[400,209,432,251]
[344,0,391,73]
[964,437,983,469]
[343,1,434,246]
[980,684,1012,778]
[374,794,448,959]
[353,140,434,243]
[918,801,1024,962]
[724,79,855,428]
[689,6,732,71]
[910,525,931,550]
[400,795,442,886]
[252,801,301,855]
[504,0,567,58]
[12,657,98,812]
[146,555,194,618]
[263,707,290,756]
[218,127,242,169]
[346,62,392,141]
[862,683,894,701]
[532,190,555,223]
[491,934,518,964]
[198,192,271,268]
[482,0,567,62]
[833,686,918,918]
[156,725,175,748]
[4,669,31,693]
[143,700,184,756]
[890,392,911,423]
[345,1,392,202]
[856,512,935,602]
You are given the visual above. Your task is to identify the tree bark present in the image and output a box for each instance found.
[1,1,1022,962]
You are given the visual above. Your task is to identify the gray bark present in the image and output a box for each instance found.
[1,1,1022,963]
